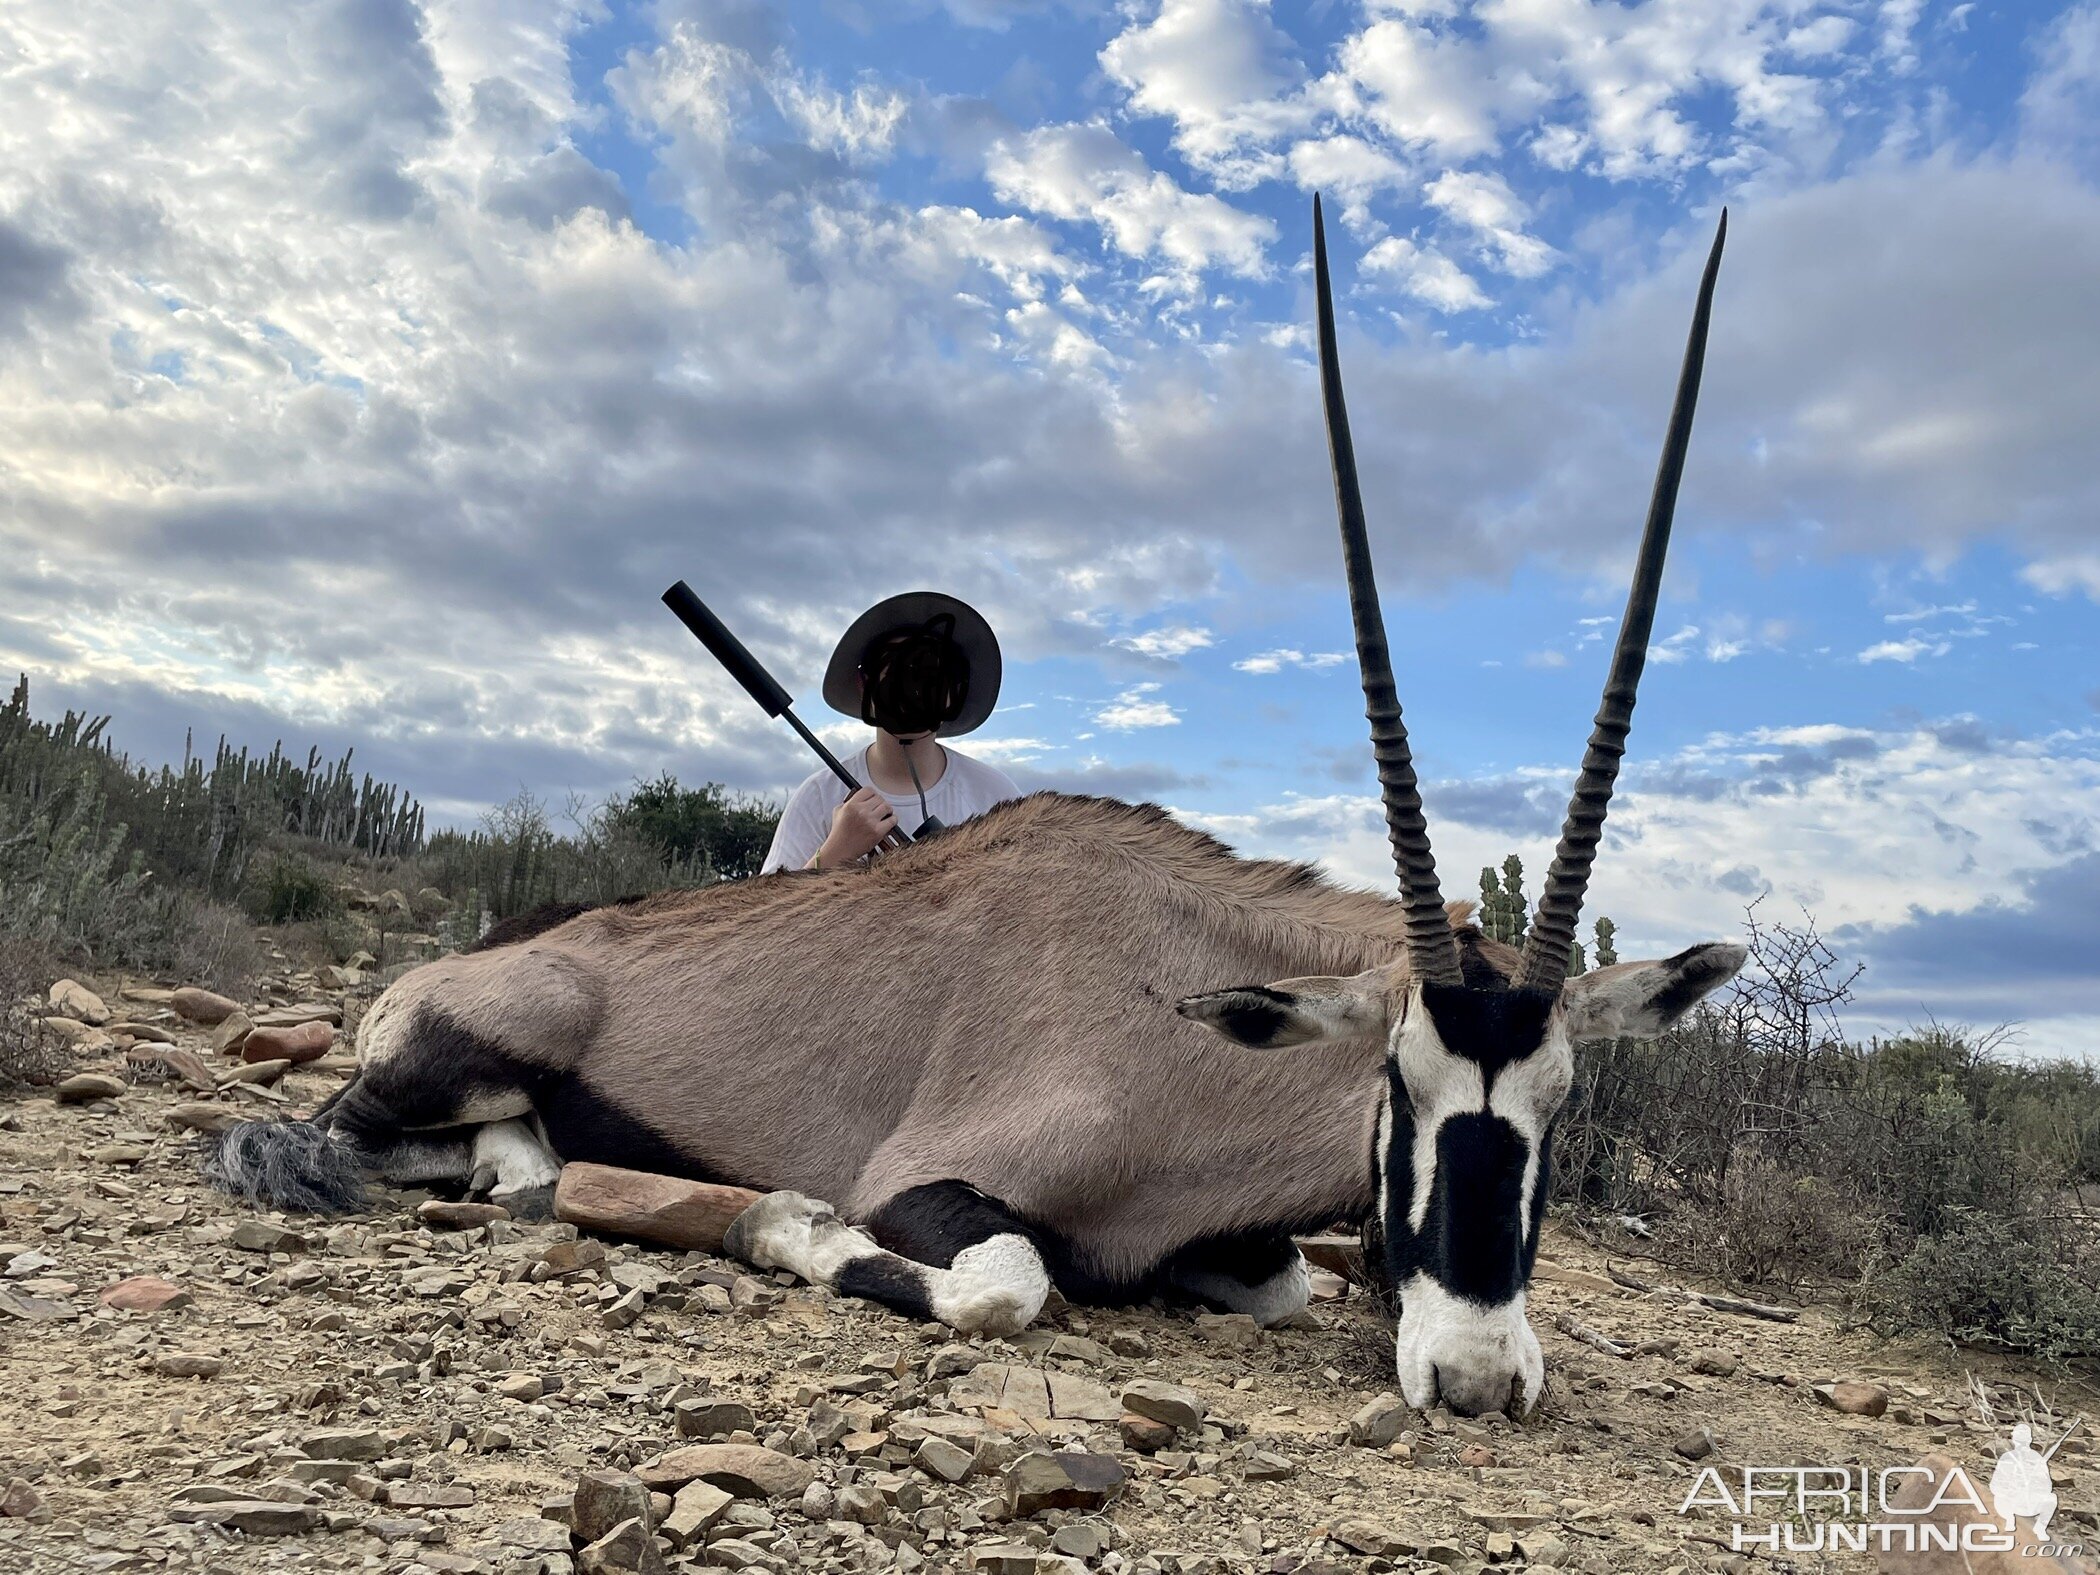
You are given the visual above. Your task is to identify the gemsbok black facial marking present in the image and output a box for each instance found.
[1179,198,1742,1416]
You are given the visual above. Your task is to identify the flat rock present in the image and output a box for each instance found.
[302,1429,386,1462]
[166,1499,320,1535]
[916,1437,978,1483]
[100,1275,193,1312]
[417,1199,511,1229]
[383,1482,476,1510]
[171,987,241,1025]
[661,1479,733,1551]
[1349,1392,1409,1448]
[153,1353,223,1379]
[675,1399,757,1438]
[1122,1378,1207,1432]
[1193,1312,1262,1349]
[637,1444,815,1500]
[952,1362,1120,1423]
[55,1073,127,1105]
[1003,1450,1127,1517]
[211,1011,255,1055]
[231,1220,307,1254]
[166,1102,243,1134]
[495,1516,574,1553]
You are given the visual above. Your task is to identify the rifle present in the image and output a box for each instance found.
[661,581,911,850]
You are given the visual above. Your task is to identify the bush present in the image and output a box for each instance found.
[244,852,339,925]
[1862,1209,2100,1367]
[607,774,779,882]
[0,935,62,1093]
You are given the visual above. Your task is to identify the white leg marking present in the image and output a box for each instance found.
[1393,1274,1542,1417]
[470,1119,562,1198]
[1170,1251,1311,1327]
[930,1234,1050,1335]
[725,1196,1046,1337]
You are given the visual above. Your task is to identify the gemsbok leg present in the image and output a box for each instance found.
[1163,1230,1312,1326]
[724,1181,1050,1336]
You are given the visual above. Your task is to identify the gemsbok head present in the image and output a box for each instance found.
[1179,200,1745,1417]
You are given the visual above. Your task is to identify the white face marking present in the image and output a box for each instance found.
[1393,1272,1543,1416]
[1387,992,1486,1236]
[1488,1022,1575,1226]
[1378,982,1575,1416]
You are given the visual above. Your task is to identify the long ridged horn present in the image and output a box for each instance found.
[1313,194,1463,987]
[1520,210,1728,992]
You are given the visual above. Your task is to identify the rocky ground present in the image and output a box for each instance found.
[2,962,2096,1575]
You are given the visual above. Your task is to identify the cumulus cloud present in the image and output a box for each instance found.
[1360,234,1492,311]
[985,121,1275,278]
[1423,170,1558,278]
[1095,683,1182,728]
[1098,0,1308,185]
[1111,624,1215,660]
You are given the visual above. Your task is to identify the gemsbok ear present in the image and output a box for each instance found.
[1559,941,1748,1041]
[1176,970,1392,1049]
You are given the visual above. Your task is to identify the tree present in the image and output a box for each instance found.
[607,774,781,881]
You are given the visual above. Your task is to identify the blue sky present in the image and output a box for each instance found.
[0,0,2095,1052]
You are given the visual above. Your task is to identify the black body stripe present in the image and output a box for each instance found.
[863,1181,1038,1269]
[834,1255,937,1323]
[536,1071,729,1183]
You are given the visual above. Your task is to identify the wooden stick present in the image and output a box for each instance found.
[1608,1263,1800,1324]
[1554,1312,1632,1359]
[554,1163,766,1253]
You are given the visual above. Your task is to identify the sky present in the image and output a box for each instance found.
[1,0,2096,1054]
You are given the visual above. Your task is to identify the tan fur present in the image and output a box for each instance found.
[368,794,1514,1280]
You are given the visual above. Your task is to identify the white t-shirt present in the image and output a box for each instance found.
[761,745,1022,873]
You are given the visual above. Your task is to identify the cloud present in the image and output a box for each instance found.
[1095,682,1182,728]
[1360,234,1492,311]
[1110,624,1216,662]
[985,121,1275,278]
[1097,0,1307,184]
[1189,721,2100,1053]
[1858,636,1950,664]
[1423,169,1557,278]
[1234,647,1346,674]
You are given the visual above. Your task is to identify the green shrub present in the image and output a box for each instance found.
[1862,1209,2100,1367]
[245,852,339,925]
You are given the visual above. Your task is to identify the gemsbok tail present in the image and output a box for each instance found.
[202,1081,369,1214]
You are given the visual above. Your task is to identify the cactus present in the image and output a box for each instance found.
[1593,916,1619,969]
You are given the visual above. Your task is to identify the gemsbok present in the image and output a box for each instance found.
[209,200,1743,1416]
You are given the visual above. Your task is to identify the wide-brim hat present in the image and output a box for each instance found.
[822,591,1002,737]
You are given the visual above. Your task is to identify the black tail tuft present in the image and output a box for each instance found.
[202,1120,369,1215]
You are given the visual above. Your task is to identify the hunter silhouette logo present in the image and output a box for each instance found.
[1677,1418,2088,1556]
[1991,1420,2076,1539]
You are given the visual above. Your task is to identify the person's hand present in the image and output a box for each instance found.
[815,787,896,867]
